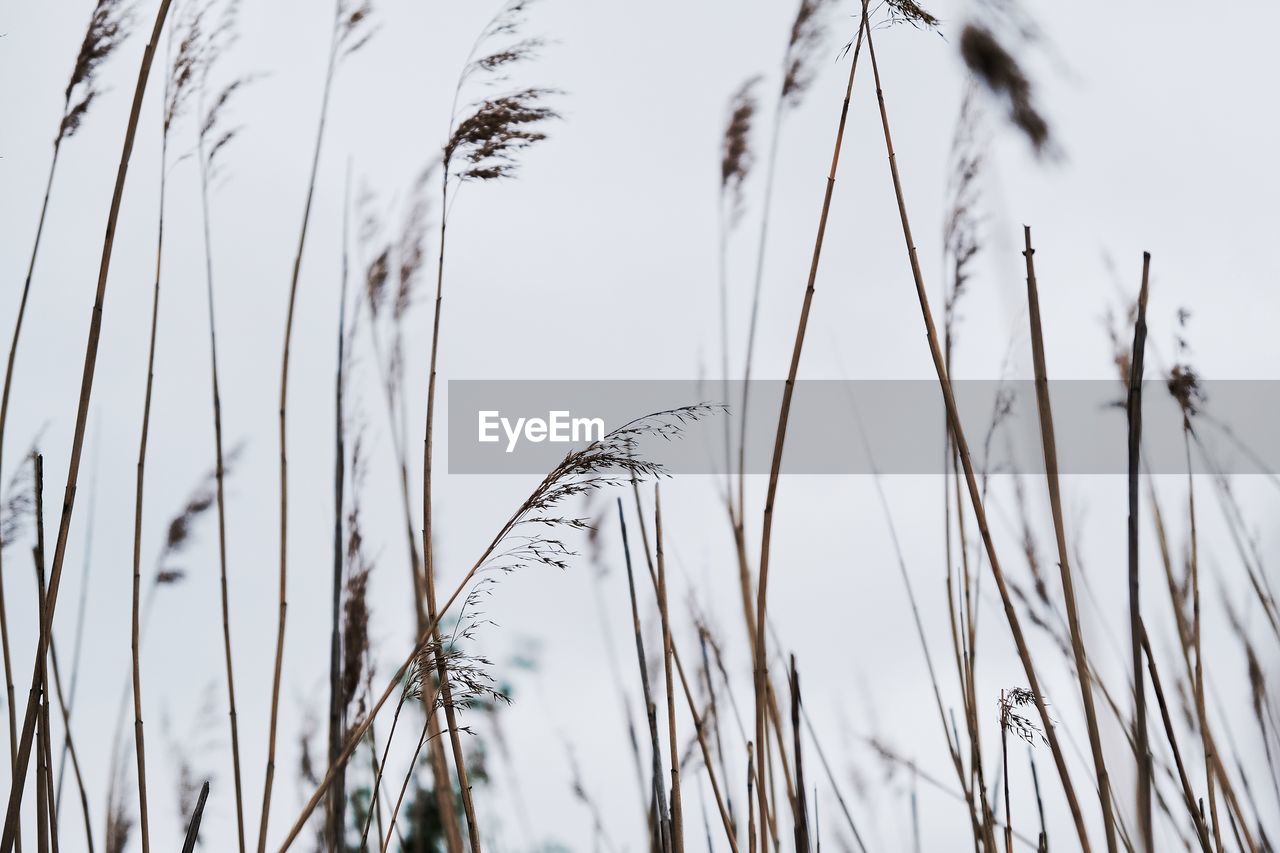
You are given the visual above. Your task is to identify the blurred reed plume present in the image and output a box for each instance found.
[958,23,1051,154]
[781,0,838,107]
[62,0,135,139]
[721,78,760,229]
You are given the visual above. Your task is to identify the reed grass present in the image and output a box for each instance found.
[259,3,373,847]
[753,11,866,851]
[193,3,250,846]
[860,11,1093,849]
[0,3,175,847]
[1126,252,1153,852]
[1023,226,1118,853]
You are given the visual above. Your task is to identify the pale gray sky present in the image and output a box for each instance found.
[1,0,1278,850]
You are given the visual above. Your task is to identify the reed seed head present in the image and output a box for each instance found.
[721,76,761,227]
[782,0,837,107]
[61,0,133,141]
[445,88,560,182]
[959,23,1051,155]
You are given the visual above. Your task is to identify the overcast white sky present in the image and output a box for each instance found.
[1,0,1279,851]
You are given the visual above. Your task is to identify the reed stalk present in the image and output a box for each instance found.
[618,498,671,852]
[53,430,98,829]
[1126,252,1153,852]
[1023,226,1118,852]
[260,2,352,846]
[180,781,210,853]
[195,55,248,853]
[379,718,434,853]
[788,657,808,853]
[33,456,52,853]
[653,488,684,852]
[860,13,1092,849]
[753,12,866,852]
[325,169,352,851]
[1139,625,1213,853]
[43,641,91,852]
[1183,428,1223,853]
[0,3,174,847]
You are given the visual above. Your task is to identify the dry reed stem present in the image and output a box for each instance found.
[672,641,739,852]
[34,456,52,853]
[1183,430,1224,853]
[1023,227,1118,853]
[999,690,1013,853]
[794,703,866,852]
[424,11,563,845]
[325,169,352,851]
[753,11,866,852]
[423,130,473,853]
[849,393,986,847]
[125,53,182,851]
[0,3,174,848]
[1126,252,1153,853]
[195,62,247,853]
[260,3,344,847]
[1139,625,1213,853]
[747,747,756,853]
[0,541,16,853]
[654,488,684,852]
[364,210,460,853]
[738,0,837,518]
[356,682,411,851]
[646,493,795,840]
[378,717,435,853]
[0,143,62,807]
[1145,483,1258,851]
[0,109,73,818]
[43,640,92,852]
[618,498,672,852]
[179,781,210,853]
[860,15,1093,850]
[788,657,808,853]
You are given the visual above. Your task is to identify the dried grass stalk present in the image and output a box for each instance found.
[860,11,1093,849]
[0,3,176,848]
[260,2,374,847]
[1023,227,1118,853]
[754,11,867,852]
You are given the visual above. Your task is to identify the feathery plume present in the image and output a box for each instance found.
[165,1,209,132]
[884,0,939,30]
[445,88,560,182]
[445,1,559,183]
[942,87,983,350]
[721,77,761,227]
[394,164,436,322]
[0,450,39,551]
[61,0,134,140]
[1168,364,1204,419]
[959,24,1051,154]
[999,687,1048,745]
[338,0,377,57]
[158,446,243,573]
[781,0,837,107]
